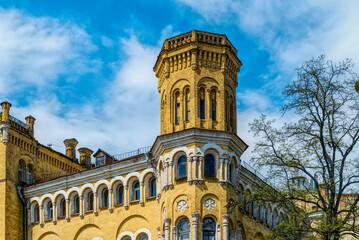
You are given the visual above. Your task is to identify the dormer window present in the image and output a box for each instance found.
[96,156,104,166]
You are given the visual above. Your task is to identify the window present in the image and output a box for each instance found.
[251,201,257,219]
[203,217,216,240]
[258,204,263,222]
[59,198,66,218]
[46,201,53,220]
[26,165,33,184]
[123,237,131,240]
[271,211,277,229]
[100,188,109,208]
[265,207,270,226]
[134,181,140,201]
[138,234,149,240]
[178,218,190,240]
[96,156,105,166]
[32,203,39,223]
[116,185,124,205]
[175,91,180,124]
[228,163,233,183]
[150,177,156,197]
[86,192,94,211]
[211,90,216,121]
[73,195,79,214]
[204,154,216,177]
[199,88,205,119]
[185,89,190,121]
[18,161,24,182]
[177,156,187,178]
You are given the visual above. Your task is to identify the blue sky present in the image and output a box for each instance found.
[1,0,358,162]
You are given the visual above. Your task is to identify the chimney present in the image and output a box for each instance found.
[25,115,36,137]
[1,101,11,122]
[78,147,93,167]
[63,138,78,160]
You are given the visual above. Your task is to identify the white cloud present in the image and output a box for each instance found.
[0,8,99,96]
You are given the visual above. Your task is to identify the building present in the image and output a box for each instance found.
[0,30,284,240]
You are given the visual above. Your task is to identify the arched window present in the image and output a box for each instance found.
[204,154,216,177]
[238,189,243,210]
[26,165,33,184]
[244,196,250,214]
[123,237,131,240]
[101,188,109,208]
[86,191,94,211]
[258,203,263,222]
[177,156,187,179]
[203,217,216,240]
[265,207,270,226]
[134,181,140,200]
[59,198,66,218]
[18,161,24,182]
[46,201,53,220]
[33,203,39,223]
[199,88,205,119]
[138,234,149,240]
[73,195,79,214]
[228,162,233,183]
[175,91,180,124]
[185,88,190,121]
[251,201,257,219]
[271,211,277,229]
[150,177,156,197]
[116,184,124,205]
[211,89,216,121]
[177,217,190,240]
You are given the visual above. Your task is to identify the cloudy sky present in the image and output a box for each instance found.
[1,0,359,164]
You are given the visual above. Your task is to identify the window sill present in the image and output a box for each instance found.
[31,221,39,225]
[175,177,187,181]
[44,219,53,222]
[71,213,79,216]
[146,196,156,201]
[99,206,109,210]
[85,210,94,213]
[114,203,124,207]
[57,216,66,220]
[130,200,140,204]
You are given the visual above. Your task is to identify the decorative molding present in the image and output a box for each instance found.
[177,200,187,211]
[204,198,216,210]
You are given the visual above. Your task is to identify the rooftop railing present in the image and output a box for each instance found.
[241,160,266,181]
[113,146,151,161]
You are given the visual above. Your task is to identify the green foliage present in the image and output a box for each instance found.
[250,55,359,240]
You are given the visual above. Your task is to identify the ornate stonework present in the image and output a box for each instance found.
[204,198,216,210]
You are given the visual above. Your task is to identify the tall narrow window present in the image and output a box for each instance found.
[47,201,53,220]
[252,201,257,219]
[272,211,277,229]
[134,181,140,200]
[199,88,205,119]
[228,162,233,183]
[177,218,190,240]
[204,154,216,177]
[87,192,94,211]
[203,217,216,240]
[175,91,180,124]
[150,177,156,197]
[117,185,124,205]
[265,207,270,226]
[177,156,187,178]
[59,198,66,217]
[101,188,109,208]
[186,89,190,121]
[229,97,234,131]
[74,195,80,214]
[33,204,39,223]
[18,161,24,182]
[211,89,216,121]
[26,165,33,184]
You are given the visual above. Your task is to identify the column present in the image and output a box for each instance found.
[237,222,243,240]
[109,189,113,212]
[52,201,56,224]
[66,199,70,222]
[216,224,221,240]
[193,156,198,183]
[164,218,171,240]
[94,193,98,216]
[39,205,44,227]
[172,226,177,240]
[157,227,162,240]
[79,196,84,218]
[168,161,173,188]
[164,162,168,189]
[188,156,193,184]
[124,185,128,209]
[219,158,225,183]
[206,89,212,128]
[198,156,203,183]
[140,181,144,206]
[222,214,229,240]
[157,171,162,193]
[192,213,200,240]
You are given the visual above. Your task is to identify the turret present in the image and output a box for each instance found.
[25,115,36,137]
[1,101,11,122]
[154,30,242,134]
[78,147,93,167]
[63,138,78,160]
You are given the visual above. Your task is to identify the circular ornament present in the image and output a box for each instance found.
[177,200,187,211]
[204,198,216,210]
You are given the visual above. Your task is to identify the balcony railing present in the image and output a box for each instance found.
[113,146,151,161]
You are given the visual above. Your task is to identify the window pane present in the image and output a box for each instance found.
[96,156,104,166]
[151,179,156,197]
[178,156,187,178]
[139,234,148,240]
[205,154,215,177]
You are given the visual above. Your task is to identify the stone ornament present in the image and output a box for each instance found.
[177,200,187,211]
[204,198,216,210]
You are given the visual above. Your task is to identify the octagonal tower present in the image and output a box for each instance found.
[154,30,242,135]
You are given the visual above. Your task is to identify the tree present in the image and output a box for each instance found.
[249,55,359,240]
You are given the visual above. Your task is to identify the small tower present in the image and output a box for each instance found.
[154,30,242,134]
[63,138,79,160]
[78,147,93,167]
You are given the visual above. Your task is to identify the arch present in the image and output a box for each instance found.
[110,176,126,189]
[133,228,151,240]
[73,224,103,240]
[94,180,111,192]
[124,172,141,186]
[30,201,40,223]
[66,187,80,199]
[38,231,60,240]
[254,232,264,240]
[116,215,150,240]
[80,183,95,197]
